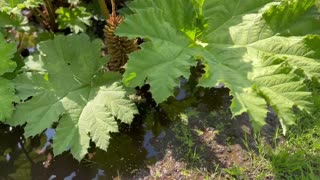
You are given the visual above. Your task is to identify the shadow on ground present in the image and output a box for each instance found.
[138,85,320,180]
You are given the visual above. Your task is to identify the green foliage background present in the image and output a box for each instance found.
[0,0,319,160]
[117,0,320,134]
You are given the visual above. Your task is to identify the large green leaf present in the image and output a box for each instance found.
[1,0,42,14]
[117,0,320,133]
[0,34,16,74]
[263,0,320,35]
[116,0,198,103]
[56,7,92,33]
[201,0,319,133]
[0,0,24,9]
[0,11,21,27]
[0,78,17,120]
[0,0,42,27]
[8,34,138,160]
[0,33,17,120]
[125,0,196,30]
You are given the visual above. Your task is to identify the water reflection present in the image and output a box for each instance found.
[143,131,157,158]
[0,84,230,179]
[0,115,162,179]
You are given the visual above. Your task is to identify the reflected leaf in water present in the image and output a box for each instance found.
[89,131,148,178]
[9,148,45,180]
[0,123,24,177]
[160,96,196,121]
[143,130,157,158]
[144,111,169,137]
[0,123,47,179]
[36,152,99,179]
[0,108,172,179]
[194,87,231,111]
[12,137,47,179]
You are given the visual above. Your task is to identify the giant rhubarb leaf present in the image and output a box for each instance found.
[56,7,92,33]
[201,0,319,133]
[0,33,17,120]
[116,0,198,103]
[117,0,320,133]
[8,34,138,160]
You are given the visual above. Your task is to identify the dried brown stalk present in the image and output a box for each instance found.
[104,0,139,72]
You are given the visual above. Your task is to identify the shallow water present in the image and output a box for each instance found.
[0,121,164,179]
[0,87,230,179]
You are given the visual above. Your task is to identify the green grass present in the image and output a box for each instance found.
[267,87,320,179]
[172,112,320,179]
[269,115,320,179]
[162,88,320,179]
[236,111,320,179]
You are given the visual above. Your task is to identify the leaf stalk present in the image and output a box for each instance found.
[98,0,110,19]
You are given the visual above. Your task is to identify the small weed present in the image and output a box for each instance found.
[269,118,320,179]
[190,146,202,162]
[270,149,320,179]
[215,122,225,133]
[172,117,203,165]
[241,132,274,178]
[273,126,280,148]
[223,166,246,179]
[242,132,250,151]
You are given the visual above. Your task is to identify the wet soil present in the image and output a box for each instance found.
[135,88,282,180]
[139,112,280,180]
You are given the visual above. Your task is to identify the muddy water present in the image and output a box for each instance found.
[0,87,230,179]
[0,122,165,179]
[0,109,172,179]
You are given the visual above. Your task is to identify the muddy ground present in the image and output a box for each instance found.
[128,88,284,180]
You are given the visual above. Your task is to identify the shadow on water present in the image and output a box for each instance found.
[0,112,169,179]
[0,78,234,179]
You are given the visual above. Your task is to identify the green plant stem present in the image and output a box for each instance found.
[43,0,57,30]
[98,0,110,19]
[18,139,35,165]
[31,8,49,30]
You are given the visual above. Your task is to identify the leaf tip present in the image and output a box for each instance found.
[123,72,137,86]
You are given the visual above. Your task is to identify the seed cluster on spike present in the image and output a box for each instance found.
[104,14,139,72]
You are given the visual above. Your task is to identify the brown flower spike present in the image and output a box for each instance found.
[104,0,139,72]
